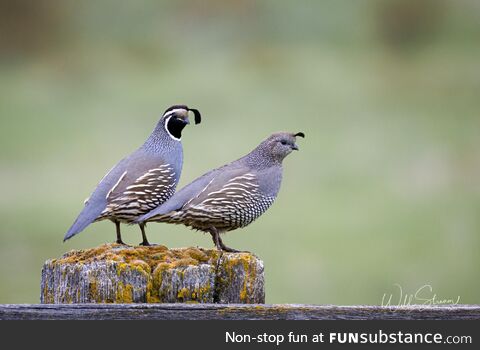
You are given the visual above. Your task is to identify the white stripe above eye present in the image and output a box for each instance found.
[163,108,187,119]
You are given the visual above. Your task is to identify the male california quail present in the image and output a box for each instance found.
[136,131,304,252]
[64,105,201,246]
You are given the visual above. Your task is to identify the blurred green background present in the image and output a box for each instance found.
[0,0,479,305]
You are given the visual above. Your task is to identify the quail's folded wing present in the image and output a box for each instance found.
[181,168,275,230]
[65,152,177,239]
[137,166,228,221]
[142,165,276,232]
[97,161,178,222]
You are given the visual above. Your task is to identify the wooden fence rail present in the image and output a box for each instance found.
[1,304,479,320]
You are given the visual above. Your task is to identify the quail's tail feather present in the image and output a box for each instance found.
[135,206,174,223]
[63,200,106,241]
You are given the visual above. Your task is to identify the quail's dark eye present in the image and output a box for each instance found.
[280,140,287,145]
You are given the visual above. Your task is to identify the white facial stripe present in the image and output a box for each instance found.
[163,108,187,119]
[164,115,181,141]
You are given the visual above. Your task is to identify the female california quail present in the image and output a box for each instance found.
[136,131,304,252]
[64,105,201,246]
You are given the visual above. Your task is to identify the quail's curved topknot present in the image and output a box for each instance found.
[188,108,201,125]
[294,132,305,138]
[163,105,201,125]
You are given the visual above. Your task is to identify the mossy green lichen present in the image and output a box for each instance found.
[88,279,98,301]
[116,282,134,303]
[215,252,259,303]
[42,243,263,304]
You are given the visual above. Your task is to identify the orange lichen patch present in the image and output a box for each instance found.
[88,278,98,301]
[218,252,258,303]
[54,243,226,303]
[43,243,263,304]
[57,243,220,271]
[116,282,134,303]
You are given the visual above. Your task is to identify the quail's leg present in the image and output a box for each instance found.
[209,227,239,253]
[208,227,222,251]
[114,220,126,245]
[139,223,150,246]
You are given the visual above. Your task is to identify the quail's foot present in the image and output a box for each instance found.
[217,236,242,253]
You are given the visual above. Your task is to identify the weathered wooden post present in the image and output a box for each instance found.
[41,244,264,304]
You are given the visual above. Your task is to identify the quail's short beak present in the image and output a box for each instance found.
[292,144,299,151]
[176,113,190,125]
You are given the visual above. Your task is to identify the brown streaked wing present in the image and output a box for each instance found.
[100,164,177,220]
[181,168,258,210]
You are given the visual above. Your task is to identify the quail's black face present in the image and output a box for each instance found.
[165,110,189,140]
[162,105,201,140]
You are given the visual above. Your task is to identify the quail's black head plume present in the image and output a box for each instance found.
[136,131,304,252]
[64,105,202,246]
